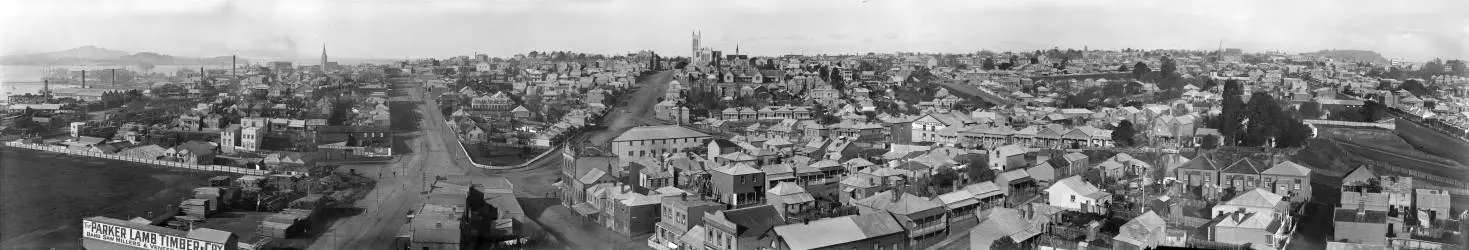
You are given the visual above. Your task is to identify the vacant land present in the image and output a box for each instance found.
[0,147,213,250]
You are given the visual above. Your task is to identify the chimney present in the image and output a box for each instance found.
[111,69,116,86]
[81,70,86,88]
[232,55,237,77]
[891,182,904,202]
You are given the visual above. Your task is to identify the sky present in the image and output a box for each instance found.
[1,0,1466,62]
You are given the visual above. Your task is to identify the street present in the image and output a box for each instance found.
[311,71,672,250]
[308,76,476,249]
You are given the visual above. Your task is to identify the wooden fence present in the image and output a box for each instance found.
[4,141,270,175]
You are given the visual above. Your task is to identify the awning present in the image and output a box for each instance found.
[571,203,600,216]
[944,198,980,210]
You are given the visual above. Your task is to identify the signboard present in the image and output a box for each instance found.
[81,219,226,250]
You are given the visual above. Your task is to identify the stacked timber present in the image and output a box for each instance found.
[208,176,234,187]
[282,208,316,223]
[194,187,224,211]
[288,194,327,211]
[256,221,296,239]
[180,199,212,218]
[259,212,306,238]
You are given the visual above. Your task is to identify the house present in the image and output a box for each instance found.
[510,106,532,120]
[119,144,168,160]
[559,146,619,208]
[1333,207,1388,246]
[650,195,724,250]
[988,144,1027,171]
[1113,211,1167,250]
[935,190,981,231]
[766,182,815,220]
[853,191,948,248]
[1045,176,1111,214]
[1176,155,1225,201]
[1027,161,1056,185]
[1220,158,1267,194]
[1260,160,1312,202]
[712,163,766,206]
[770,213,908,250]
[1058,152,1089,178]
[1210,209,1289,250]
[1096,153,1152,180]
[968,207,1049,249]
[612,125,713,164]
[608,192,665,236]
[165,140,216,165]
[703,205,787,250]
[1211,188,1287,218]
[961,182,1006,210]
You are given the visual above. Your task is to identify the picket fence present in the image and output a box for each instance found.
[4,141,271,175]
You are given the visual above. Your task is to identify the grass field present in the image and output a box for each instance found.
[0,147,213,250]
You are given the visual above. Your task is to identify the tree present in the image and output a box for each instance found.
[1220,80,1244,145]
[1117,64,1130,72]
[966,158,995,182]
[1160,56,1177,78]
[1298,101,1324,119]
[1132,62,1151,80]
[1398,79,1430,97]
[1200,134,1220,149]
[1111,120,1137,146]
[981,58,996,70]
[932,166,960,188]
[1240,92,1283,147]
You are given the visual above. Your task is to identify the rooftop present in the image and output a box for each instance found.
[613,125,711,142]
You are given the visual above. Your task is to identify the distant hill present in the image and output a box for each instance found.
[1,46,246,66]
[1303,50,1389,64]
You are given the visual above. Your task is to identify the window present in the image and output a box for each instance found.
[1071,195,1076,202]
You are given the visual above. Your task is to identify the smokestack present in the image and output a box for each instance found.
[42,80,48,97]
[111,69,116,87]
[81,70,86,88]
[232,55,237,77]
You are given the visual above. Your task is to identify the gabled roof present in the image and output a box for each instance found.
[714,205,787,237]
[1062,152,1088,162]
[613,125,710,142]
[1261,160,1311,177]
[767,182,809,196]
[772,213,902,250]
[579,168,608,185]
[963,182,1002,198]
[1048,176,1108,199]
[1177,155,1221,171]
[854,190,943,215]
[716,163,763,176]
[1222,188,1284,209]
[1113,211,1167,247]
[1221,158,1264,174]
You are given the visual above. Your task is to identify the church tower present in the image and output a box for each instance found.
[320,44,329,70]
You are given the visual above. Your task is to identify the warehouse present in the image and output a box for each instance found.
[80,216,238,250]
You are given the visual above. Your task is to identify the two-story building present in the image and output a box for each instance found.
[712,163,766,206]
[649,194,724,250]
[853,190,948,248]
[703,205,787,250]
[611,125,713,165]
[770,213,908,250]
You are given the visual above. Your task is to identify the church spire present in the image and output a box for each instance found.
[320,44,329,70]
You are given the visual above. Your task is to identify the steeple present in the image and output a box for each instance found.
[320,44,329,69]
